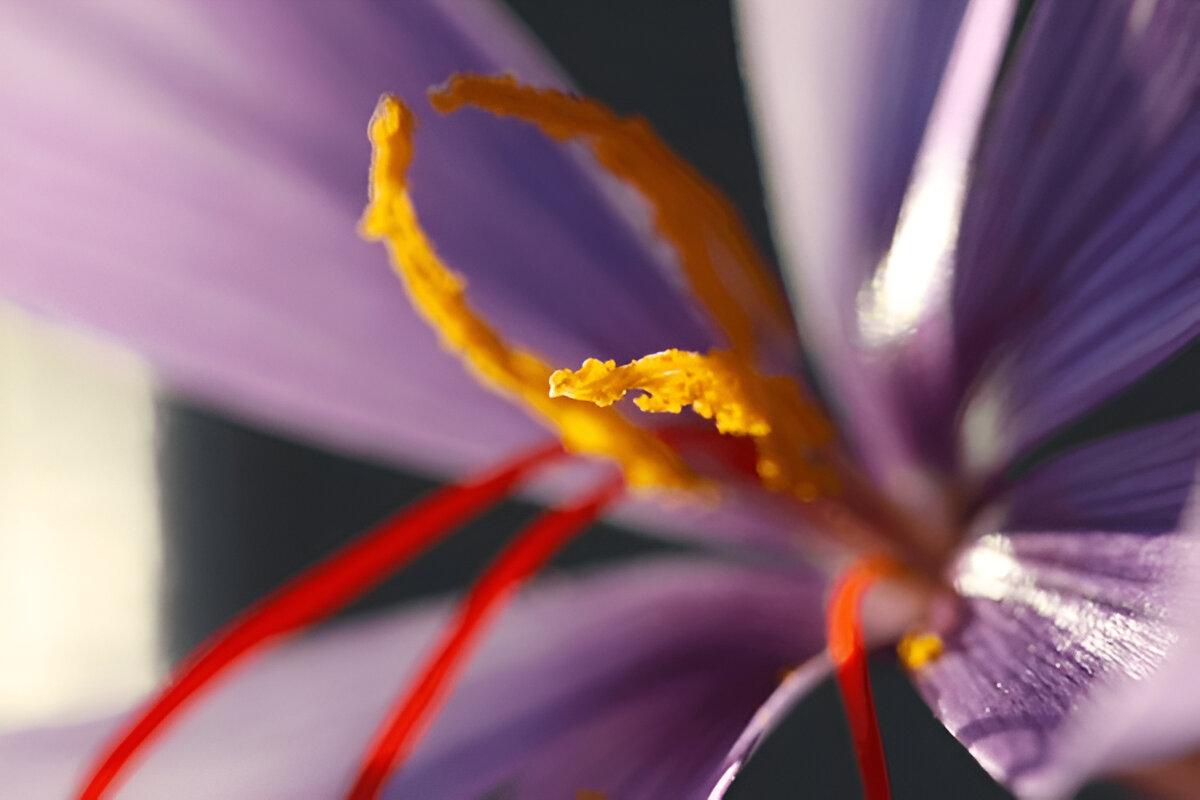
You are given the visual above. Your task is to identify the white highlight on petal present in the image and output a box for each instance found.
[706,764,740,800]
[0,306,160,728]
[1128,0,1159,36]
[955,533,1170,682]
[858,163,964,345]
[858,0,1016,346]
[707,653,832,799]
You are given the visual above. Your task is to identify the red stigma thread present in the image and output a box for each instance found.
[347,474,626,799]
[76,442,564,800]
[827,559,897,800]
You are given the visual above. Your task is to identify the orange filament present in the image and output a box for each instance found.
[361,95,693,492]
[75,443,565,800]
[827,559,900,800]
[347,474,626,799]
[429,73,792,361]
[656,423,760,481]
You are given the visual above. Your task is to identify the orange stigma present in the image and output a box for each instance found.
[75,443,565,800]
[827,559,900,800]
[347,474,625,798]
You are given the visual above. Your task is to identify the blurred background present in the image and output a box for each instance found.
[3,0,1185,796]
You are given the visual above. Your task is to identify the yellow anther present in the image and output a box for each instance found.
[361,95,694,490]
[897,631,945,670]
[552,348,837,500]
[429,74,793,360]
[551,349,771,437]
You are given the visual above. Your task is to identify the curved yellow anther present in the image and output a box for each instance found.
[429,73,793,360]
[360,95,694,490]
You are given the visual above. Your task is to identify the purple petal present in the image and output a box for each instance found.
[0,558,824,799]
[1004,413,1200,534]
[913,418,1200,795]
[736,0,965,317]
[0,0,713,479]
[916,530,1194,797]
[954,0,1200,474]
[706,654,832,799]
[389,560,825,799]
[738,1,1007,495]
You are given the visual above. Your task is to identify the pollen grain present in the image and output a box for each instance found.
[897,631,945,670]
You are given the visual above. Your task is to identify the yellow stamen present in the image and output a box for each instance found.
[551,349,770,436]
[552,348,837,500]
[360,95,694,490]
[429,74,792,360]
[897,631,945,670]
[424,74,840,501]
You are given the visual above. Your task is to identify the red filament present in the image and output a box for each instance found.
[827,559,895,800]
[76,442,564,800]
[346,474,626,799]
[656,424,759,480]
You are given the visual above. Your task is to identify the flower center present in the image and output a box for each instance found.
[369,75,960,583]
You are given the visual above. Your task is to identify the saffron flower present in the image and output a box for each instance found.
[0,2,1198,800]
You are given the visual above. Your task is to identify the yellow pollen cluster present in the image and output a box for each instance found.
[897,631,945,670]
[550,349,770,436]
[360,95,694,490]
[552,348,837,499]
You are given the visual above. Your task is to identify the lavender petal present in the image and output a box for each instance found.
[736,0,969,486]
[705,654,832,800]
[954,0,1200,475]
[0,558,824,799]
[914,418,1200,795]
[1004,413,1200,534]
[0,0,713,479]
[916,528,1195,797]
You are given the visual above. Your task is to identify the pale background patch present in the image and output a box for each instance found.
[0,305,160,728]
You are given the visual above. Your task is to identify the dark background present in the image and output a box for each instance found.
[159,2,1153,797]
